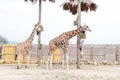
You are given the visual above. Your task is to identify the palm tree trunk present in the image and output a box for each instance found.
[37,0,42,66]
[76,0,81,69]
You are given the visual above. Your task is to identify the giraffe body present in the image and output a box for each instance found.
[15,27,38,69]
[46,25,91,69]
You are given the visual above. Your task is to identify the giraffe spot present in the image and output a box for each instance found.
[55,42,59,46]
[62,39,65,42]
[50,46,54,51]
[72,31,74,34]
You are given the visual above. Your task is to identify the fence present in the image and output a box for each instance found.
[0,44,16,63]
[0,44,60,64]
[41,44,120,62]
[0,44,39,64]
[83,44,120,62]
[0,44,120,64]
[67,44,120,62]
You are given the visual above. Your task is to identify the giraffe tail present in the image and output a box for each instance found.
[15,46,18,61]
[15,54,17,61]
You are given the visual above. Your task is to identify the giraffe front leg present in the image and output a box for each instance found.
[46,55,50,69]
[25,53,30,68]
[62,53,65,68]
[64,48,69,69]
[50,54,53,69]
[66,54,69,69]
[80,51,83,58]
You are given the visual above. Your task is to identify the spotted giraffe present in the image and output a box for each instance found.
[46,24,91,69]
[15,26,40,69]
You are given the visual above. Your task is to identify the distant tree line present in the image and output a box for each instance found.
[0,35,8,44]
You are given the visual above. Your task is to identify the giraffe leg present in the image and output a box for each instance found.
[50,54,53,69]
[17,51,20,69]
[46,52,51,69]
[64,48,69,69]
[66,53,69,69]
[62,49,65,68]
[25,53,30,68]
[80,51,83,58]
[46,51,54,69]
[46,56,49,69]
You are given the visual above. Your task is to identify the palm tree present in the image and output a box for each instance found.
[61,0,97,69]
[24,0,55,66]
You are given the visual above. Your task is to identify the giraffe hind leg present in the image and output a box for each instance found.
[66,53,69,69]
[15,54,17,61]
[46,52,50,69]
[46,51,54,69]
[50,54,53,69]
[46,57,49,69]
[25,51,30,68]
[17,50,20,69]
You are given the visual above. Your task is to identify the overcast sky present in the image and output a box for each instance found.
[0,0,120,45]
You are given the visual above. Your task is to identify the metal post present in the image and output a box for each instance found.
[0,44,2,59]
[37,0,42,66]
[116,47,118,61]
[76,0,81,69]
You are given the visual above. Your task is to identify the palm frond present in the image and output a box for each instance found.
[24,0,55,3]
[24,0,28,2]
[49,0,55,3]
[70,0,74,1]
[81,2,89,12]
[63,3,70,10]
[30,0,34,2]
[31,0,38,3]
[42,0,55,3]
[61,0,97,15]
[24,0,38,3]
[89,3,97,11]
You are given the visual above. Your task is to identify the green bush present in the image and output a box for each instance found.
[0,36,8,44]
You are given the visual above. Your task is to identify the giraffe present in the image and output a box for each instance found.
[15,26,40,69]
[46,24,91,69]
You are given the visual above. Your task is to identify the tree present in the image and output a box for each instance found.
[61,0,97,69]
[24,0,55,66]
[0,36,8,44]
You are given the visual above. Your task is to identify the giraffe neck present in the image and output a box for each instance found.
[25,28,36,45]
[65,27,82,40]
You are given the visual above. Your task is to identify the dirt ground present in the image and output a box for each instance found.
[0,64,120,80]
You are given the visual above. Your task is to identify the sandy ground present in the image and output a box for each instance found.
[0,64,120,80]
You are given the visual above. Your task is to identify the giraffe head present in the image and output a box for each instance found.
[81,24,91,32]
[34,22,43,35]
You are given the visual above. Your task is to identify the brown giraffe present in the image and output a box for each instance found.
[46,24,91,69]
[15,26,40,69]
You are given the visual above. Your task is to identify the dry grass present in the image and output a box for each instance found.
[0,64,120,80]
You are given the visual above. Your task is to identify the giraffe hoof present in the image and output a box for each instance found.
[25,65,29,68]
[25,65,28,68]
[50,67,52,69]
[67,67,69,70]
[17,66,20,69]
[46,66,49,69]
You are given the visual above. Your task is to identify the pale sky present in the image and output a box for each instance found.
[0,0,120,45]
